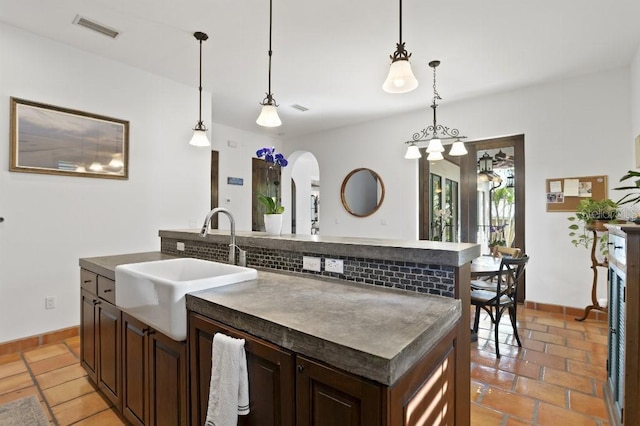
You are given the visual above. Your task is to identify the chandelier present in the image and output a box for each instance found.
[403,60,467,160]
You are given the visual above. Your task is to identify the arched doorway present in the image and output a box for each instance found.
[281,151,320,235]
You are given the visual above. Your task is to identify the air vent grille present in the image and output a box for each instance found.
[73,15,119,38]
[291,104,309,112]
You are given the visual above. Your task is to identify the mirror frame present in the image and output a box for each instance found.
[340,167,385,217]
[10,97,129,179]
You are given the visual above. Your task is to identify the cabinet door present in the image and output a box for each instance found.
[189,312,295,426]
[122,313,148,426]
[80,289,98,383]
[97,301,121,409]
[148,330,187,426]
[296,355,382,426]
[608,263,626,420]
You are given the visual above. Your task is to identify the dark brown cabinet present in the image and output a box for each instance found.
[296,355,381,426]
[189,312,295,426]
[122,312,188,426]
[80,270,121,410]
[189,310,461,426]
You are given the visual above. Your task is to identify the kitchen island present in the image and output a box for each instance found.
[80,231,478,425]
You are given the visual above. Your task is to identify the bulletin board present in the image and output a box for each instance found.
[545,175,607,212]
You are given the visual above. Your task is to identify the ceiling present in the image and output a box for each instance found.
[2,0,640,139]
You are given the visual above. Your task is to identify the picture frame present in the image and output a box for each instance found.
[10,97,129,179]
[636,134,640,168]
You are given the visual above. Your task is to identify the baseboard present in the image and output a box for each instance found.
[0,326,79,356]
[524,301,608,322]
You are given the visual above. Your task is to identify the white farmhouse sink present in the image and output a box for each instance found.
[115,258,257,341]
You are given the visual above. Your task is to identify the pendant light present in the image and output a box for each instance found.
[402,60,467,159]
[257,0,282,127]
[189,31,210,147]
[383,0,418,93]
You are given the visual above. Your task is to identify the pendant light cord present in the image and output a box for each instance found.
[268,0,273,96]
[198,36,203,124]
[398,0,403,45]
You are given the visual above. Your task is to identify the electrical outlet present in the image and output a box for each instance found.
[176,242,185,251]
[45,296,56,310]
[302,256,322,272]
[325,258,344,274]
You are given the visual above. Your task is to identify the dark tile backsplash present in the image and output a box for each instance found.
[161,237,455,298]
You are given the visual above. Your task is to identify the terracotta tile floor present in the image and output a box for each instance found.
[471,306,610,425]
[0,307,609,425]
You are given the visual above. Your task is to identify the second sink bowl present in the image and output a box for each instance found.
[115,257,257,341]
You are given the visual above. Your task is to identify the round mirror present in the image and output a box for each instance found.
[340,168,385,217]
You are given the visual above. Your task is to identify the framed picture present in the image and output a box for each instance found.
[10,97,129,179]
[636,134,640,168]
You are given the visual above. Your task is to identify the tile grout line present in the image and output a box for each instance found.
[19,352,59,426]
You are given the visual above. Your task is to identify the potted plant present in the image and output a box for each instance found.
[567,198,619,254]
[256,147,288,235]
[614,170,640,222]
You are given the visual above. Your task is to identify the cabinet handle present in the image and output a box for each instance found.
[83,280,92,283]
[297,364,304,373]
[142,328,156,336]
[614,245,623,250]
[103,289,112,293]
[92,299,101,306]
[611,328,617,335]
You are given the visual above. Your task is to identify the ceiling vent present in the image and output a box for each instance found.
[73,15,120,39]
[291,104,309,112]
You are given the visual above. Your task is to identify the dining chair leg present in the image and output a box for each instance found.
[494,306,502,358]
[508,305,522,347]
[473,305,481,333]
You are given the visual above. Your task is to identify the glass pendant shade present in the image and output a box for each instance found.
[256,104,282,127]
[426,138,444,153]
[189,128,210,147]
[89,162,103,172]
[404,144,421,159]
[383,59,418,93]
[449,141,468,156]
[426,151,444,161]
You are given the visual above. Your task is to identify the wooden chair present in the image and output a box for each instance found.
[471,255,529,358]
[495,246,522,258]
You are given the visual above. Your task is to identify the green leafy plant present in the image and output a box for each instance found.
[258,194,284,214]
[614,170,640,207]
[567,198,618,254]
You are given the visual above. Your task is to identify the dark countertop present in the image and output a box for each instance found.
[159,229,480,267]
[187,270,460,386]
[79,251,177,280]
[80,251,461,386]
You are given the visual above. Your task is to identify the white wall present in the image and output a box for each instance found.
[286,67,632,309]
[210,123,282,231]
[0,24,211,343]
[631,46,640,151]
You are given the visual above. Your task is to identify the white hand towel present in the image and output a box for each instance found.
[205,333,250,426]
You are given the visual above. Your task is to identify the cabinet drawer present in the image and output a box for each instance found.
[81,269,97,294]
[97,276,116,304]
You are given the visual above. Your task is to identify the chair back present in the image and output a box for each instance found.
[496,255,529,301]
[495,246,522,258]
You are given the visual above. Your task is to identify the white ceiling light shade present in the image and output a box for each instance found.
[257,0,282,127]
[426,151,444,161]
[383,0,417,94]
[401,60,467,161]
[189,129,211,147]
[383,59,418,93]
[449,140,468,156]
[426,138,444,153]
[190,31,211,147]
[404,143,421,159]
[257,104,282,127]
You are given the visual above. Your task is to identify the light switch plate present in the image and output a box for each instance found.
[325,258,344,274]
[302,256,322,272]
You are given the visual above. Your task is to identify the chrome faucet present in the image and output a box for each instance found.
[200,207,247,266]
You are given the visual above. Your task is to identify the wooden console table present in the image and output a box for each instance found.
[575,223,608,321]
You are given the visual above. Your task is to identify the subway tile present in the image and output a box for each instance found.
[543,367,595,394]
